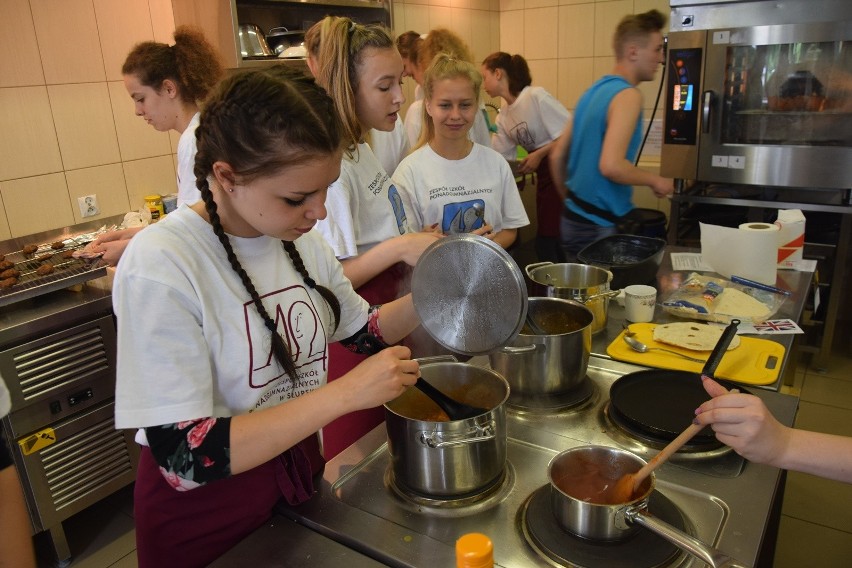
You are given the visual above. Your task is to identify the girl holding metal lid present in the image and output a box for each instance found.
[113,66,421,566]
[310,16,442,457]
[481,51,571,263]
[393,54,529,250]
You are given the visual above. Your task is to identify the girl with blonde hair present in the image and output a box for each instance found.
[394,54,528,250]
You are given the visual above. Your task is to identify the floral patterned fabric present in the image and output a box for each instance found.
[145,417,231,490]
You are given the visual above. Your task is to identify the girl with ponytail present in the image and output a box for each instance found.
[481,51,571,263]
[113,66,420,567]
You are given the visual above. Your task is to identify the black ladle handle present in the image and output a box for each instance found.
[701,319,740,379]
[414,378,487,421]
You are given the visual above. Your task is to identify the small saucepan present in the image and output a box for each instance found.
[549,446,748,568]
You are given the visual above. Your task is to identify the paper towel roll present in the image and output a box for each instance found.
[700,222,780,285]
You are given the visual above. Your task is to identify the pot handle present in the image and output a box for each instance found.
[267,26,290,34]
[418,420,496,448]
[413,355,459,365]
[624,508,750,568]
[577,289,621,303]
[499,344,542,354]
[524,261,553,278]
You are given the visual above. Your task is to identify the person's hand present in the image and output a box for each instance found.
[518,152,543,174]
[651,176,675,198]
[694,376,792,466]
[470,223,494,239]
[398,231,443,266]
[343,345,420,410]
[91,226,144,266]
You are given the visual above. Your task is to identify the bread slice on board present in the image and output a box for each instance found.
[653,323,741,351]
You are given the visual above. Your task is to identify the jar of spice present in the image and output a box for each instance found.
[144,194,165,222]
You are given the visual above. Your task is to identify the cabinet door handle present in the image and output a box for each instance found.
[702,90,714,133]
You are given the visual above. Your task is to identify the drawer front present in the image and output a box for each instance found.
[1,314,116,436]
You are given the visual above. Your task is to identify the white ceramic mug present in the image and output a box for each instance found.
[624,284,657,323]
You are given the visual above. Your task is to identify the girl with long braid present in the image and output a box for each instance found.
[112,66,420,567]
[311,17,443,458]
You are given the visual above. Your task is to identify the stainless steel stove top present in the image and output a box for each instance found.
[282,356,798,568]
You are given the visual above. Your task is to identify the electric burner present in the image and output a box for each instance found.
[520,485,689,568]
[605,401,723,453]
[508,377,597,415]
[385,465,513,511]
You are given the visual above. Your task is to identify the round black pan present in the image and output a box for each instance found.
[609,319,744,445]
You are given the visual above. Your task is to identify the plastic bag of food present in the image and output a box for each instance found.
[660,273,785,324]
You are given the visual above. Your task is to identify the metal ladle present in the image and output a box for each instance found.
[355,334,488,421]
[622,333,706,363]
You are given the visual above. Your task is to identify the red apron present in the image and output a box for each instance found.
[134,434,323,567]
[535,154,563,238]
[322,263,408,460]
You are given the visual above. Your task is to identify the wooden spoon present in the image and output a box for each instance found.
[609,422,705,503]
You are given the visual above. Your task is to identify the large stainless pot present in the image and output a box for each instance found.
[238,23,273,57]
[549,446,748,568]
[384,357,509,497]
[489,298,593,396]
[525,262,618,334]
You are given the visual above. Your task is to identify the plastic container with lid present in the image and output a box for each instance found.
[456,533,493,568]
[144,194,165,222]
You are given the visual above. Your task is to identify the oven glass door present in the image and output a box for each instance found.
[698,22,852,188]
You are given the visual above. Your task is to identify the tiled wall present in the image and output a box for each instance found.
[0,0,669,239]
[0,0,179,240]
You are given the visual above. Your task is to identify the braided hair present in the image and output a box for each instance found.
[193,65,343,382]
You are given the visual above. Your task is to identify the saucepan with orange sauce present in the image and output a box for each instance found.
[549,446,748,568]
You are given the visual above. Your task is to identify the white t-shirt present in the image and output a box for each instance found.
[176,112,201,205]
[113,204,368,429]
[491,86,571,160]
[369,118,409,176]
[314,143,412,259]
[392,143,529,234]
[403,100,492,149]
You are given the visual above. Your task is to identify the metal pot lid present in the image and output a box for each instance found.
[411,234,528,356]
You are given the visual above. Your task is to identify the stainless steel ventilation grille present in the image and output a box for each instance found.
[14,326,111,401]
[39,412,135,513]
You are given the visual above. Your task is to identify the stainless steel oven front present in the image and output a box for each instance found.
[661,0,852,189]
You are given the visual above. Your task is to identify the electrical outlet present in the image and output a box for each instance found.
[78,195,99,218]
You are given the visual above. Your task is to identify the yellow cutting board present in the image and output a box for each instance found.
[606,323,786,386]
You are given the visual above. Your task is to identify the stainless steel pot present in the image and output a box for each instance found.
[525,262,618,334]
[384,357,509,497]
[489,298,593,396]
[266,27,306,56]
[238,23,273,57]
[549,446,748,568]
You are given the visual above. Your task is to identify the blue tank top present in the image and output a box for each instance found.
[564,75,643,226]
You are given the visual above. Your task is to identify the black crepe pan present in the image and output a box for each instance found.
[609,319,744,446]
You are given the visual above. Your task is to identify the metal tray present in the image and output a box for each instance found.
[0,237,106,308]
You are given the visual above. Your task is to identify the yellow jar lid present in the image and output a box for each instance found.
[144,194,162,201]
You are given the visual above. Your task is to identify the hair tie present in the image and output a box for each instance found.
[349,21,356,33]
[304,276,316,289]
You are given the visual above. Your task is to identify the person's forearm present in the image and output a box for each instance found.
[777,429,852,483]
[599,158,665,189]
[340,239,403,289]
[549,125,571,199]
[0,466,36,568]
[375,295,418,344]
[491,228,518,250]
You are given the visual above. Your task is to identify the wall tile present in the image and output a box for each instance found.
[149,0,177,44]
[526,0,558,7]
[122,156,177,211]
[65,164,130,224]
[528,59,558,100]
[0,0,45,87]
[593,55,615,79]
[499,11,524,56]
[450,0,471,8]
[93,0,155,82]
[0,192,11,241]
[593,0,632,57]
[634,0,669,17]
[0,173,74,237]
[108,81,172,161]
[558,0,592,4]
[523,7,558,60]
[48,83,121,171]
[402,3,431,33]
[0,86,63,181]
[430,0,453,7]
[775,516,852,568]
[470,10,496,63]
[557,57,594,109]
[428,5,453,29]
[500,0,524,10]
[30,0,106,84]
[469,0,492,9]
[558,4,595,58]
[637,69,666,112]
[451,8,473,54]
